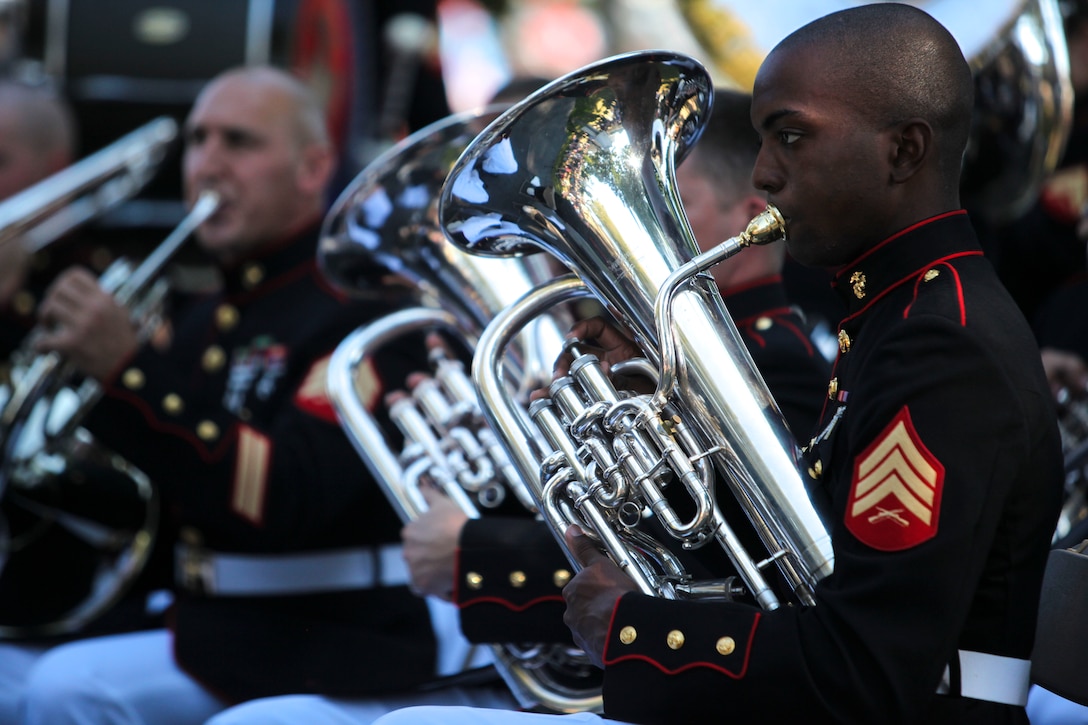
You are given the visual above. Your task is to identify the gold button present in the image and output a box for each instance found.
[180,526,203,545]
[196,420,219,441]
[837,330,851,353]
[754,316,773,331]
[465,572,483,590]
[90,247,113,272]
[827,377,838,400]
[202,345,226,372]
[716,636,736,656]
[553,569,572,588]
[242,264,265,289]
[122,368,145,390]
[11,290,34,317]
[619,626,637,645]
[162,393,184,415]
[924,269,940,282]
[509,570,527,588]
[215,304,239,331]
[666,629,685,650]
[849,270,866,299]
[808,459,823,480]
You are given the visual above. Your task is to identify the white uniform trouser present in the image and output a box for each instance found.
[19,629,226,725]
[0,642,48,724]
[206,598,518,725]
[372,708,606,725]
[1027,685,1088,724]
[18,599,516,725]
[206,689,519,725]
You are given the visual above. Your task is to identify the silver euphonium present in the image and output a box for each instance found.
[440,51,834,610]
[319,108,601,714]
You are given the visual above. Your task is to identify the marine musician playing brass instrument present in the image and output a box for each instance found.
[11,65,504,725]
[373,4,1063,724]
[401,87,829,635]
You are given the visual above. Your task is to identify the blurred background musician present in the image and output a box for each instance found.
[11,64,448,725]
[0,79,78,355]
[991,0,1088,326]
[0,79,177,725]
[398,87,830,670]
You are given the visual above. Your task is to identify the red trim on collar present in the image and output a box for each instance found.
[837,210,968,276]
[903,261,968,324]
[839,250,981,327]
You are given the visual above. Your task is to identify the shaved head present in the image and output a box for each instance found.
[775,3,974,177]
[199,65,330,150]
[0,81,76,160]
[0,82,76,200]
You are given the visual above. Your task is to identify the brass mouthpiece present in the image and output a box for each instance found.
[740,204,787,247]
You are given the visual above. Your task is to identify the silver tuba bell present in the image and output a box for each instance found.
[320,108,601,714]
[439,51,834,610]
[0,115,219,637]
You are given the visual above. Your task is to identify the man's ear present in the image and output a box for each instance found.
[297,143,335,195]
[888,118,931,183]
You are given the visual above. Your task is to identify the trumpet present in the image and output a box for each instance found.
[320,108,601,713]
[0,177,218,637]
[439,51,833,610]
[0,116,178,253]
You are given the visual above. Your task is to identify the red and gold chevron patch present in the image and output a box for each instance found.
[845,407,944,551]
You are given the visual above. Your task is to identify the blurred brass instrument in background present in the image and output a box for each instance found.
[440,51,833,611]
[0,116,218,637]
[1053,386,1088,545]
[0,116,178,252]
[320,109,601,714]
[661,0,1073,225]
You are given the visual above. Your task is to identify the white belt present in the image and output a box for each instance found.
[935,649,1031,707]
[175,543,409,596]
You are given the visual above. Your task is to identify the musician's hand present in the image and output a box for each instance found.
[1041,347,1088,403]
[401,485,469,601]
[33,267,140,382]
[553,316,641,377]
[0,241,30,307]
[546,316,654,397]
[562,525,638,668]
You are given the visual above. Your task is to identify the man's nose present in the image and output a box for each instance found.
[185,139,227,181]
[751,151,782,194]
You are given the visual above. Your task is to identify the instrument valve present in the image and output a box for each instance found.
[617,501,642,529]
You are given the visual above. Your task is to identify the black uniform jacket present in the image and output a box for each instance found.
[455,277,830,645]
[600,211,1063,725]
[82,223,436,703]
